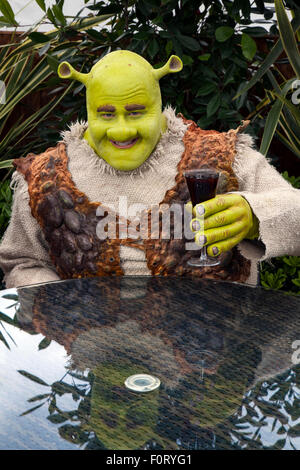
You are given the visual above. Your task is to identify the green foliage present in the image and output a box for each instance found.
[260,256,300,295]
[261,267,287,290]
[0,0,298,161]
[281,171,300,188]
[241,33,257,61]
[0,4,112,162]
[237,0,300,159]
[0,0,18,26]
[0,0,299,294]
[0,179,11,239]
[0,0,283,164]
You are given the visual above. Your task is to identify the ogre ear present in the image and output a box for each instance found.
[153,55,183,81]
[57,61,89,85]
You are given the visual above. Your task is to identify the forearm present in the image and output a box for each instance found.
[237,189,300,260]
[233,134,300,261]
[0,172,60,288]
[4,264,60,288]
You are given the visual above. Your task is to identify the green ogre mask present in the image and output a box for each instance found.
[58,50,183,171]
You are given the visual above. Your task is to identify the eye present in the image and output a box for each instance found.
[128,111,142,117]
[101,113,115,119]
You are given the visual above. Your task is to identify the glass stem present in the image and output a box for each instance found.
[200,245,208,262]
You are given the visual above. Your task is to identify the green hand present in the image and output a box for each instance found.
[188,194,259,257]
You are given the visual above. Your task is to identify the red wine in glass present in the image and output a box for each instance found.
[184,168,221,267]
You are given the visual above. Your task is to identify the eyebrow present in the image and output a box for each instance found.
[97,105,116,112]
[125,104,146,111]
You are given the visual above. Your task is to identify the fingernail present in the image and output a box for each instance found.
[197,235,207,246]
[197,205,205,216]
[212,246,219,256]
[192,220,201,231]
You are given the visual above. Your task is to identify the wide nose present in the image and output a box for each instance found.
[107,127,138,142]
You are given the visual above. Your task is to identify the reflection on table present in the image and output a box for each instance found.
[0,276,300,450]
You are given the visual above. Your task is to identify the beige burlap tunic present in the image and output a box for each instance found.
[0,107,299,288]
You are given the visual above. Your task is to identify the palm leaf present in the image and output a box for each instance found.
[20,403,45,416]
[0,159,13,168]
[260,95,283,155]
[245,95,270,119]
[279,110,300,147]
[5,81,74,157]
[259,76,295,155]
[0,328,10,349]
[275,0,300,79]
[0,13,113,168]
[0,114,24,150]
[273,92,300,122]
[17,369,49,386]
[0,108,48,154]
[69,14,112,32]
[0,110,13,136]
[4,55,29,98]
[0,101,55,155]
[282,106,300,142]
[0,42,9,63]
[7,31,57,57]
[0,58,52,120]
[7,14,112,58]
[278,115,300,148]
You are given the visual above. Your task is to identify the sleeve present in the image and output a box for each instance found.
[0,172,60,288]
[233,133,300,262]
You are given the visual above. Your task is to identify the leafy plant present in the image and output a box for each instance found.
[260,256,300,295]
[260,267,288,290]
[0,1,299,294]
[236,0,300,159]
[0,0,112,167]
[0,179,12,239]
[0,1,281,230]
[0,0,284,169]
[281,170,300,188]
[0,291,19,348]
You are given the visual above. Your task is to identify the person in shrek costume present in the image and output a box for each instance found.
[0,50,299,287]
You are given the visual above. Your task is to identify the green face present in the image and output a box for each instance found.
[57,50,183,171]
[83,72,165,171]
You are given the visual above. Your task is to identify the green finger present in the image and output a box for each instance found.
[206,233,245,257]
[193,194,236,219]
[204,207,245,230]
[195,222,244,247]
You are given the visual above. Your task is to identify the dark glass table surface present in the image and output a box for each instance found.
[0,276,300,450]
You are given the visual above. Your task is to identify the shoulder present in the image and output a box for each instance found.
[13,143,67,183]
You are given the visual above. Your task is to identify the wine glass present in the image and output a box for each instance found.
[186,349,219,382]
[184,168,221,267]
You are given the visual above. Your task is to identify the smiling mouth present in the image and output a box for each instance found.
[110,138,139,149]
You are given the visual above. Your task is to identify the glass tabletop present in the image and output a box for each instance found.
[0,276,300,450]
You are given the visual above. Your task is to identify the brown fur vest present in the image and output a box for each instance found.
[14,118,251,282]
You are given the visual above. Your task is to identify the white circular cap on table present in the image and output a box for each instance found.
[124,374,161,392]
